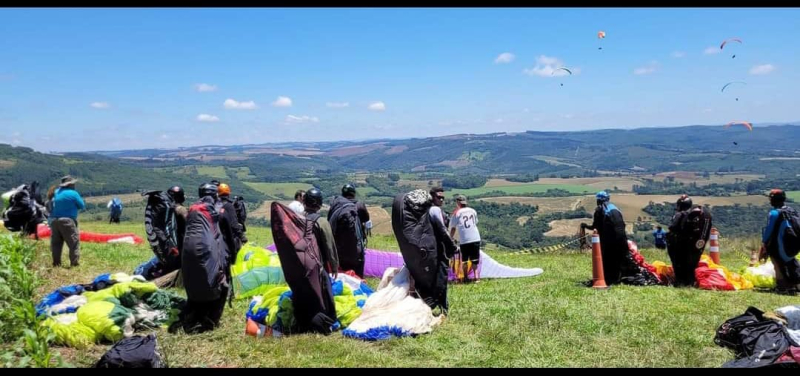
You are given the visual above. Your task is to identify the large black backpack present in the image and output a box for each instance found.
[779,206,800,258]
[95,334,165,368]
[680,205,713,248]
[328,198,365,247]
[142,190,177,263]
[233,195,247,231]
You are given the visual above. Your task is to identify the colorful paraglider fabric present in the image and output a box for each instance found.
[552,67,572,75]
[231,243,286,299]
[742,262,777,289]
[32,223,143,244]
[598,31,606,39]
[695,255,753,291]
[343,266,443,341]
[725,121,753,131]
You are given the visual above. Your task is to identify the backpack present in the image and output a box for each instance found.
[328,198,365,248]
[779,206,800,258]
[142,191,177,263]
[715,306,767,356]
[95,334,165,368]
[233,196,247,230]
[3,184,40,233]
[679,206,713,249]
[109,198,123,217]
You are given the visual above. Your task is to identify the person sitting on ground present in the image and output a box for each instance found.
[759,189,800,295]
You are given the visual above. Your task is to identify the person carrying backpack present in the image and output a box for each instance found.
[759,189,800,294]
[327,184,369,278]
[50,176,85,267]
[108,198,123,224]
[653,226,667,250]
[142,189,180,279]
[667,194,713,287]
[272,188,339,334]
[180,183,229,334]
[581,191,629,285]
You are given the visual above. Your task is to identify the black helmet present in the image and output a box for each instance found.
[769,189,786,208]
[198,183,218,198]
[676,194,693,211]
[342,183,357,197]
[304,188,323,209]
[210,180,221,187]
[168,185,185,204]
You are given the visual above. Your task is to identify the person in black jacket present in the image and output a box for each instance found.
[179,183,228,334]
[667,194,712,287]
[581,191,629,285]
[327,184,369,277]
[392,189,456,315]
[217,183,245,262]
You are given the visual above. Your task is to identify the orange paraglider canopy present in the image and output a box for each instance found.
[598,31,606,39]
[724,121,753,131]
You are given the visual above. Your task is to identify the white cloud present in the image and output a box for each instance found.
[223,98,257,110]
[368,101,386,111]
[522,55,577,77]
[326,102,350,108]
[633,61,659,75]
[90,102,110,109]
[160,134,169,140]
[704,46,721,55]
[494,52,515,64]
[285,115,320,124]
[671,51,686,58]
[750,64,775,75]
[194,83,218,92]
[196,114,220,122]
[271,96,292,107]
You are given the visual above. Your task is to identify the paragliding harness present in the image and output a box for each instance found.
[109,198,123,223]
[778,206,800,259]
[142,191,179,272]
[329,199,366,257]
[670,205,712,251]
[2,182,46,237]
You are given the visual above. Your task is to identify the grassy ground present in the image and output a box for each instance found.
[18,221,800,367]
[245,182,313,199]
[195,166,229,179]
[788,191,800,202]
[450,183,592,197]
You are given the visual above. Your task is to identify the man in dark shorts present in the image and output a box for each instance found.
[449,194,481,283]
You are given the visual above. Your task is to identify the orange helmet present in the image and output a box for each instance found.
[218,183,231,196]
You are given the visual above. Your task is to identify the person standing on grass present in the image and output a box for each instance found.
[288,189,306,216]
[581,191,628,285]
[49,175,85,268]
[759,189,800,294]
[653,226,667,250]
[449,194,482,283]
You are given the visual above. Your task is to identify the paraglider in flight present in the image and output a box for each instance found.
[721,82,746,93]
[720,38,742,58]
[724,121,753,131]
[553,67,572,87]
[598,31,606,39]
[733,142,738,146]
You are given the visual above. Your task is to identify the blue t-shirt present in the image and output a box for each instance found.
[50,187,85,220]
[653,229,667,245]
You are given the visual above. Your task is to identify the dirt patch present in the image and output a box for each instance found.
[83,193,144,205]
[367,206,393,236]
[384,145,409,155]
[0,159,16,169]
[328,143,387,157]
[478,196,586,214]
[243,148,323,156]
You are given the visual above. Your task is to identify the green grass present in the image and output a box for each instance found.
[787,191,800,202]
[450,183,592,197]
[195,166,229,179]
[245,182,313,199]
[229,167,255,180]
[17,220,797,367]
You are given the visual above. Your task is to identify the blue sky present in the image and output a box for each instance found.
[0,8,798,152]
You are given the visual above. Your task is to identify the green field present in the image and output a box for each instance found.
[358,186,378,196]
[245,182,313,199]
[195,165,229,179]
[13,220,795,367]
[228,167,255,180]
[788,191,800,202]
[450,183,593,197]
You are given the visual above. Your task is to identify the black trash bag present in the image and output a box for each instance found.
[95,334,166,368]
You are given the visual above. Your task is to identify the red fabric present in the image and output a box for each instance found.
[31,223,143,244]
[695,266,734,290]
[628,241,661,283]
[343,270,361,280]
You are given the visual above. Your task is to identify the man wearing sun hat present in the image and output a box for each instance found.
[49,175,85,267]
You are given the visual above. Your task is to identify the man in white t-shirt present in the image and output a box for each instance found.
[428,187,447,227]
[288,189,306,216]
[449,194,481,282]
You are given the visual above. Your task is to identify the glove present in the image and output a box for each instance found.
[580,223,587,229]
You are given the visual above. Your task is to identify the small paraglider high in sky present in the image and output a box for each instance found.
[597,31,605,50]
[553,67,572,87]
[720,37,742,59]
[733,142,739,146]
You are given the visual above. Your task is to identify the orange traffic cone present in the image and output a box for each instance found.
[591,230,609,290]
[709,228,721,264]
